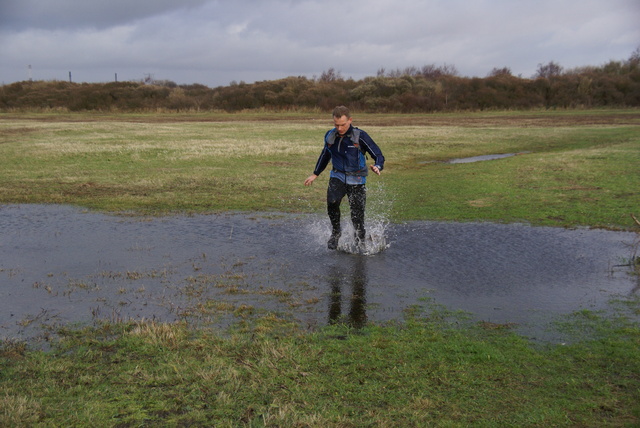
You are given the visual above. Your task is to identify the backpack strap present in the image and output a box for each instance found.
[326,128,362,151]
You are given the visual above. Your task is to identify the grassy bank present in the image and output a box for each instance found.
[2,309,639,426]
[1,109,639,228]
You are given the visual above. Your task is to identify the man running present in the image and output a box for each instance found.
[304,106,385,250]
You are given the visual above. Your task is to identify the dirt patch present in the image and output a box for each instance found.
[355,113,640,127]
[555,185,603,191]
[0,127,40,143]
[467,199,493,207]
[260,161,295,167]
[3,111,640,127]
[0,127,40,135]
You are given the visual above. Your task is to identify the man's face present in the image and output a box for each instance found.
[333,115,352,136]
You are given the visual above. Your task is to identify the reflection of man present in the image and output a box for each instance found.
[328,257,367,328]
[304,106,385,250]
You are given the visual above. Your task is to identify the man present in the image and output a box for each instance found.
[304,106,385,250]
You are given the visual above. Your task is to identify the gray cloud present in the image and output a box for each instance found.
[1,0,638,87]
[0,0,211,30]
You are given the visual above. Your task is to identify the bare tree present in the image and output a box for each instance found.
[535,61,563,79]
[319,67,342,82]
[420,63,458,79]
[629,46,640,69]
[488,67,512,77]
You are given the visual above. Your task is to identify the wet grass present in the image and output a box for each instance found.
[1,308,639,426]
[0,109,639,229]
[1,109,640,425]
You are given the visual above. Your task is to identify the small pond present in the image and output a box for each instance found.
[1,204,637,344]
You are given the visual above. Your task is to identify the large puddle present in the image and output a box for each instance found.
[1,204,638,344]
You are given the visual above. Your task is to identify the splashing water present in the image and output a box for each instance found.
[307,180,394,256]
[338,220,390,256]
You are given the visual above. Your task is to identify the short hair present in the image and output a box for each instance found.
[332,106,351,119]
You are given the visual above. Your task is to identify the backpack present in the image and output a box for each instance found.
[325,128,368,177]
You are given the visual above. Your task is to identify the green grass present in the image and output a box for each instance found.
[1,109,639,426]
[1,310,639,427]
[1,109,638,228]
[383,122,639,228]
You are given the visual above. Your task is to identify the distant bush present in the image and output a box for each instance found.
[2,52,639,112]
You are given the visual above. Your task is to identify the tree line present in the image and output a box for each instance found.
[2,50,639,113]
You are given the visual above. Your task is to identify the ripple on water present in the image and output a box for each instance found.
[1,204,637,344]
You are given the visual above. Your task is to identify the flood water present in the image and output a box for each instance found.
[447,152,529,164]
[1,204,638,344]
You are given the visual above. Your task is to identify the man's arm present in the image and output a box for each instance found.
[360,131,385,172]
[304,174,318,186]
[304,143,331,186]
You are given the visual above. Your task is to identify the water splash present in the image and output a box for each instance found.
[336,221,389,256]
[306,180,393,256]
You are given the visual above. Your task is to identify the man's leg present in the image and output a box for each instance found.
[348,184,367,241]
[327,178,347,249]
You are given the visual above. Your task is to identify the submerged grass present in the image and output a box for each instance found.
[1,110,640,426]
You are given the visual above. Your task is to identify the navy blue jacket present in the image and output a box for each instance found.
[312,125,385,185]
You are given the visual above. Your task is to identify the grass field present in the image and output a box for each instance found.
[1,109,639,426]
[1,109,639,228]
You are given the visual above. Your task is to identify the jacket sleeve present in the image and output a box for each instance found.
[312,130,334,176]
[359,130,385,170]
[313,144,332,176]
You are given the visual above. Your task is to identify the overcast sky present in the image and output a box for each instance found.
[1,0,639,87]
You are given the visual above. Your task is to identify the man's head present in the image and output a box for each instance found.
[332,105,352,136]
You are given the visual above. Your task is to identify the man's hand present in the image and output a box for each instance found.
[304,174,318,186]
[370,165,381,176]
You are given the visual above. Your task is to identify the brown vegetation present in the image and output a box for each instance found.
[2,51,639,113]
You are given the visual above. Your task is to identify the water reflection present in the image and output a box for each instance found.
[328,255,367,328]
